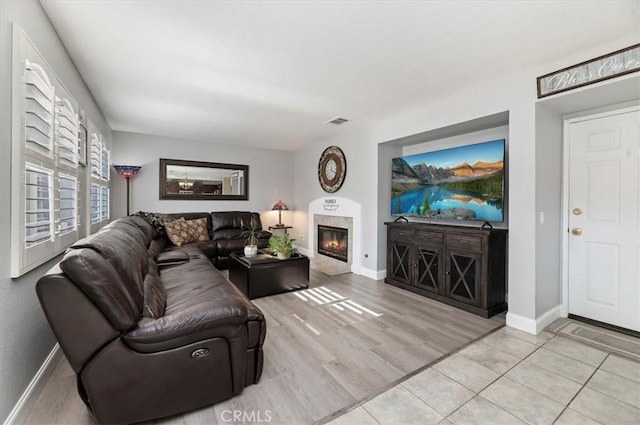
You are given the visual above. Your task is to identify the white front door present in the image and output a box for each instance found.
[567,108,640,332]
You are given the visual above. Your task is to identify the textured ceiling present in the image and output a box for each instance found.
[40,1,638,151]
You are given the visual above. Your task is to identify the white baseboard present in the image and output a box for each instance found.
[3,344,61,425]
[535,305,562,333]
[506,312,537,334]
[361,267,386,281]
[506,305,562,335]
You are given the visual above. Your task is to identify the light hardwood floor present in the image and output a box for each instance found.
[20,269,502,425]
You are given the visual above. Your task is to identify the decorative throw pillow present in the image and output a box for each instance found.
[134,211,176,236]
[184,217,209,241]
[164,218,197,247]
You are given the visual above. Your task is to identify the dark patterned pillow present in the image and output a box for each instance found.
[134,211,176,236]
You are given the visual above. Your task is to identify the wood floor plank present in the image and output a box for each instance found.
[23,374,94,425]
[20,271,502,425]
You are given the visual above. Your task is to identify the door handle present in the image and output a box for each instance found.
[572,208,582,216]
[571,228,582,236]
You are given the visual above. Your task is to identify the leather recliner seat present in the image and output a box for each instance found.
[209,211,271,269]
[36,215,266,424]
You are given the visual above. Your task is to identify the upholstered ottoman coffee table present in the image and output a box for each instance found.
[229,251,309,299]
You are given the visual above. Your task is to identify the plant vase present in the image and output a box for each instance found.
[242,225,260,257]
[244,245,258,257]
[277,251,290,260]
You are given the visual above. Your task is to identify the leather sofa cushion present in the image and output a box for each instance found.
[211,229,244,241]
[210,211,263,233]
[117,216,157,246]
[142,261,166,319]
[186,240,217,259]
[60,249,141,331]
[161,244,204,259]
[215,238,246,254]
[148,239,164,260]
[125,257,253,352]
[69,225,148,309]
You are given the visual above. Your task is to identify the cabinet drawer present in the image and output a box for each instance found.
[415,231,443,245]
[389,227,413,240]
[445,234,482,252]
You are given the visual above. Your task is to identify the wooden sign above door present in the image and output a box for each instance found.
[537,44,640,98]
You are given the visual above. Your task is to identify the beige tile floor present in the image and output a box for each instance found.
[325,324,640,425]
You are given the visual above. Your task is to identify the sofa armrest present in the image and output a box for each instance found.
[157,250,190,266]
[36,270,120,373]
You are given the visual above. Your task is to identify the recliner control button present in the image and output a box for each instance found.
[191,348,210,359]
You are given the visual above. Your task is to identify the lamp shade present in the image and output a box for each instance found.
[113,165,141,179]
[272,200,288,226]
[271,200,289,211]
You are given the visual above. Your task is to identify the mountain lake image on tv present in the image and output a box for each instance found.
[392,139,505,222]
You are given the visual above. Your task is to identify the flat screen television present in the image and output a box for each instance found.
[391,139,505,223]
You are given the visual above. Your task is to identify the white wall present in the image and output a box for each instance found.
[0,1,111,422]
[376,143,402,273]
[111,131,295,227]
[534,105,563,317]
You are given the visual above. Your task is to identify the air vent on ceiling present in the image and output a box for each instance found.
[325,117,349,125]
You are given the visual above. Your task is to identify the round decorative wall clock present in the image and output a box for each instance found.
[318,146,347,193]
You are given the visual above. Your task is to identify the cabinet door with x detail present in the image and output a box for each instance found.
[414,244,443,294]
[388,239,412,286]
[444,248,482,307]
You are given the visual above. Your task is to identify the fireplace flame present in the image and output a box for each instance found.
[317,225,348,262]
[324,240,344,250]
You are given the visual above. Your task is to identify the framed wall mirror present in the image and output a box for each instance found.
[159,158,249,200]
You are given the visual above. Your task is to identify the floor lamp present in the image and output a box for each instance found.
[113,165,141,216]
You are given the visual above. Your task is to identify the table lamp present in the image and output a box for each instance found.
[271,200,288,227]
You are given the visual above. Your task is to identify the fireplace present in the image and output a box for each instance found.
[318,225,348,263]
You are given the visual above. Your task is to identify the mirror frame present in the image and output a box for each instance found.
[159,158,249,201]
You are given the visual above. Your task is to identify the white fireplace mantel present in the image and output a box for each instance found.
[308,196,362,275]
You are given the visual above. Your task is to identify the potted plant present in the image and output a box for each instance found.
[242,226,260,257]
[268,233,297,260]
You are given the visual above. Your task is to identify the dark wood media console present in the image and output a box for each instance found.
[385,222,507,318]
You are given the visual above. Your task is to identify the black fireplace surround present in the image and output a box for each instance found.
[317,225,348,262]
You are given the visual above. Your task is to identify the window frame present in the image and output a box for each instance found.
[10,27,91,278]
[89,122,111,234]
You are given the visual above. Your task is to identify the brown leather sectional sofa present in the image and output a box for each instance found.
[36,214,267,424]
